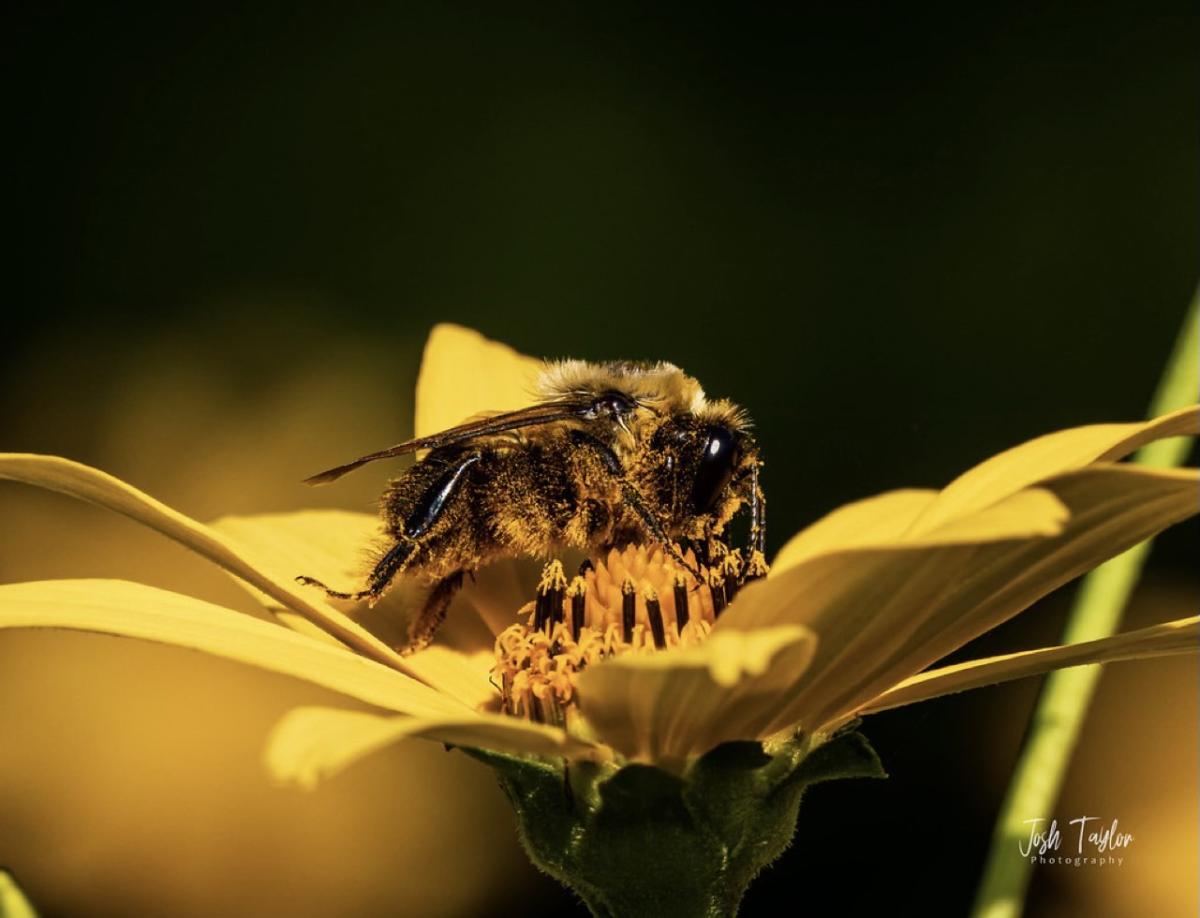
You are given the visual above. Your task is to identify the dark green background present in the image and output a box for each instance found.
[4,3,1196,915]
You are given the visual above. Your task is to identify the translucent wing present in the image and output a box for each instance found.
[303,397,606,485]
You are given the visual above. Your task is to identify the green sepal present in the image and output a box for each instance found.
[466,730,886,918]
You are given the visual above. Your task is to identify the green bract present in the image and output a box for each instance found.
[470,728,885,918]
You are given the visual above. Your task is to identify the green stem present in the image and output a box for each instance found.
[970,292,1199,918]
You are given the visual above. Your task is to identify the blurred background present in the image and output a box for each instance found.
[1,3,1196,915]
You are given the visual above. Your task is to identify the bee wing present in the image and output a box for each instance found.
[303,399,595,485]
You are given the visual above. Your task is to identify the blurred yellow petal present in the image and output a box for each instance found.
[0,579,468,718]
[0,454,407,671]
[905,404,1199,535]
[718,464,1198,734]
[266,705,596,789]
[0,870,36,918]
[574,625,816,769]
[858,616,1200,716]
[414,323,545,438]
[772,487,1067,576]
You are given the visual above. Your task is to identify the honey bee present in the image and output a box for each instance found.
[297,360,765,651]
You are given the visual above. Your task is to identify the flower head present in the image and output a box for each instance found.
[1,322,1196,786]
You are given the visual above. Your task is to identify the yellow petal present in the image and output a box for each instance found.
[211,508,434,646]
[904,404,1199,535]
[0,869,36,918]
[771,487,1068,576]
[414,323,546,438]
[459,558,543,635]
[211,509,385,645]
[857,616,1200,716]
[719,464,1198,734]
[574,625,817,770]
[0,579,467,717]
[914,487,1069,543]
[210,510,513,703]
[211,509,383,591]
[858,465,1200,717]
[397,645,497,709]
[265,705,596,789]
[0,454,408,671]
[770,489,937,575]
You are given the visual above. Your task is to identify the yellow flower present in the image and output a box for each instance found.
[1,324,1197,788]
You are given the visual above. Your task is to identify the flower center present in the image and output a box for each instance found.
[492,543,768,725]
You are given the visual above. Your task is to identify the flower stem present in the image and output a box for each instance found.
[970,292,1199,918]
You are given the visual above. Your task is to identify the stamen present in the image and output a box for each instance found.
[673,573,690,631]
[534,560,567,632]
[644,585,666,649]
[533,591,549,632]
[621,577,637,642]
[568,576,587,641]
[708,569,727,617]
[492,544,750,723]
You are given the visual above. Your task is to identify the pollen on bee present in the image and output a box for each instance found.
[491,543,768,724]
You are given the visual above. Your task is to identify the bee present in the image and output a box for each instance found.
[298,360,765,652]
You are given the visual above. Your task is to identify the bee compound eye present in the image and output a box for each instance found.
[691,426,740,513]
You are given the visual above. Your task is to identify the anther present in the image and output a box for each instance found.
[644,586,666,649]
[673,573,690,631]
[708,569,727,617]
[535,560,567,632]
[568,577,587,641]
[742,549,770,583]
[621,577,637,642]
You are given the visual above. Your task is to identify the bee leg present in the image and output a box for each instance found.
[296,540,415,604]
[748,462,766,556]
[403,571,465,654]
[569,430,701,578]
[360,540,418,606]
[297,452,480,604]
[739,463,768,586]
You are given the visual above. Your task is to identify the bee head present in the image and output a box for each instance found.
[647,401,758,523]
